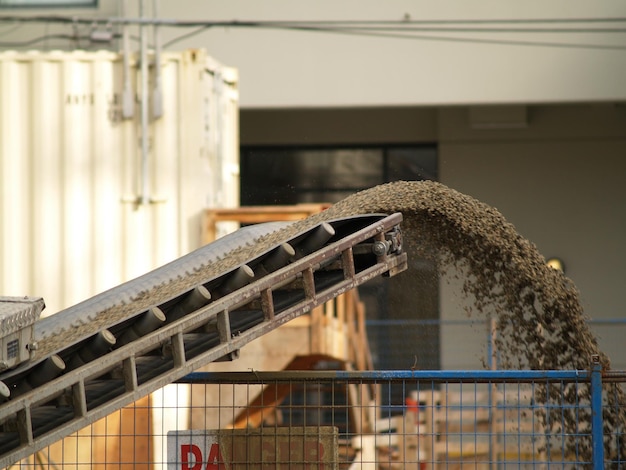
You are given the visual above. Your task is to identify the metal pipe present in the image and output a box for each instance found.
[590,355,605,468]
[0,382,9,399]
[180,368,592,384]
[254,243,295,277]
[214,70,225,206]
[13,355,67,396]
[117,307,166,347]
[295,222,335,258]
[120,0,134,119]
[212,265,255,298]
[166,285,212,323]
[0,16,246,26]
[139,0,150,205]
[68,329,117,369]
[152,0,163,119]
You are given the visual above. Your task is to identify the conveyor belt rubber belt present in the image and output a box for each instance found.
[0,213,407,467]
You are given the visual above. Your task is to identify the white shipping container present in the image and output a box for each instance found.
[0,49,240,316]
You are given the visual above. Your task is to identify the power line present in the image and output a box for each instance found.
[1,16,625,51]
[0,33,127,48]
[2,15,626,26]
[277,25,626,33]
[160,21,626,51]
[162,25,210,49]
[267,24,626,51]
[0,22,22,38]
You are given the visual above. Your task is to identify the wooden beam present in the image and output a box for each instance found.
[229,354,344,429]
[203,204,330,244]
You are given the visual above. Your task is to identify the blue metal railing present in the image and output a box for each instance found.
[590,356,605,466]
[180,357,624,469]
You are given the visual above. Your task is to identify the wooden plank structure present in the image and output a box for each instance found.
[202,204,331,245]
[189,276,379,433]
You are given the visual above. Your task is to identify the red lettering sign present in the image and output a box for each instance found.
[180,443,224,470]
[181,444,202,470]
[206,443,225,470]
[169,427,336,469]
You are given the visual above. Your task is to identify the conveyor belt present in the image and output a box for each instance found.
[0,213,407,467]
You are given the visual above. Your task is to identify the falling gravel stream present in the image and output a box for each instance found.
[289,180,624,467]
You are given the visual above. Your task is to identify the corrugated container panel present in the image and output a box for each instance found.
[0,49,239,316]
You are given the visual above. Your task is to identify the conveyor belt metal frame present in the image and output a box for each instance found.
[0,213,407,467]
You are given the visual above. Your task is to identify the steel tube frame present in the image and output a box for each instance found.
[0,213,406,468]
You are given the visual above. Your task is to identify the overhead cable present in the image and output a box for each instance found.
[1,16,625,51]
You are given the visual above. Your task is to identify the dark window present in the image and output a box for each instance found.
[241,145,437,206]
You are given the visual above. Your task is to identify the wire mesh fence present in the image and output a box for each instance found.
[10,357,625,469]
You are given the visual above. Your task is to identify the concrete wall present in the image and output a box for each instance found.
[439,105,626,321]
[4,1,626,106]
[438,105,626,368]
[145,0,626,107]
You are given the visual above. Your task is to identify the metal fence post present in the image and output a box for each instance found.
[590,355,605,469]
